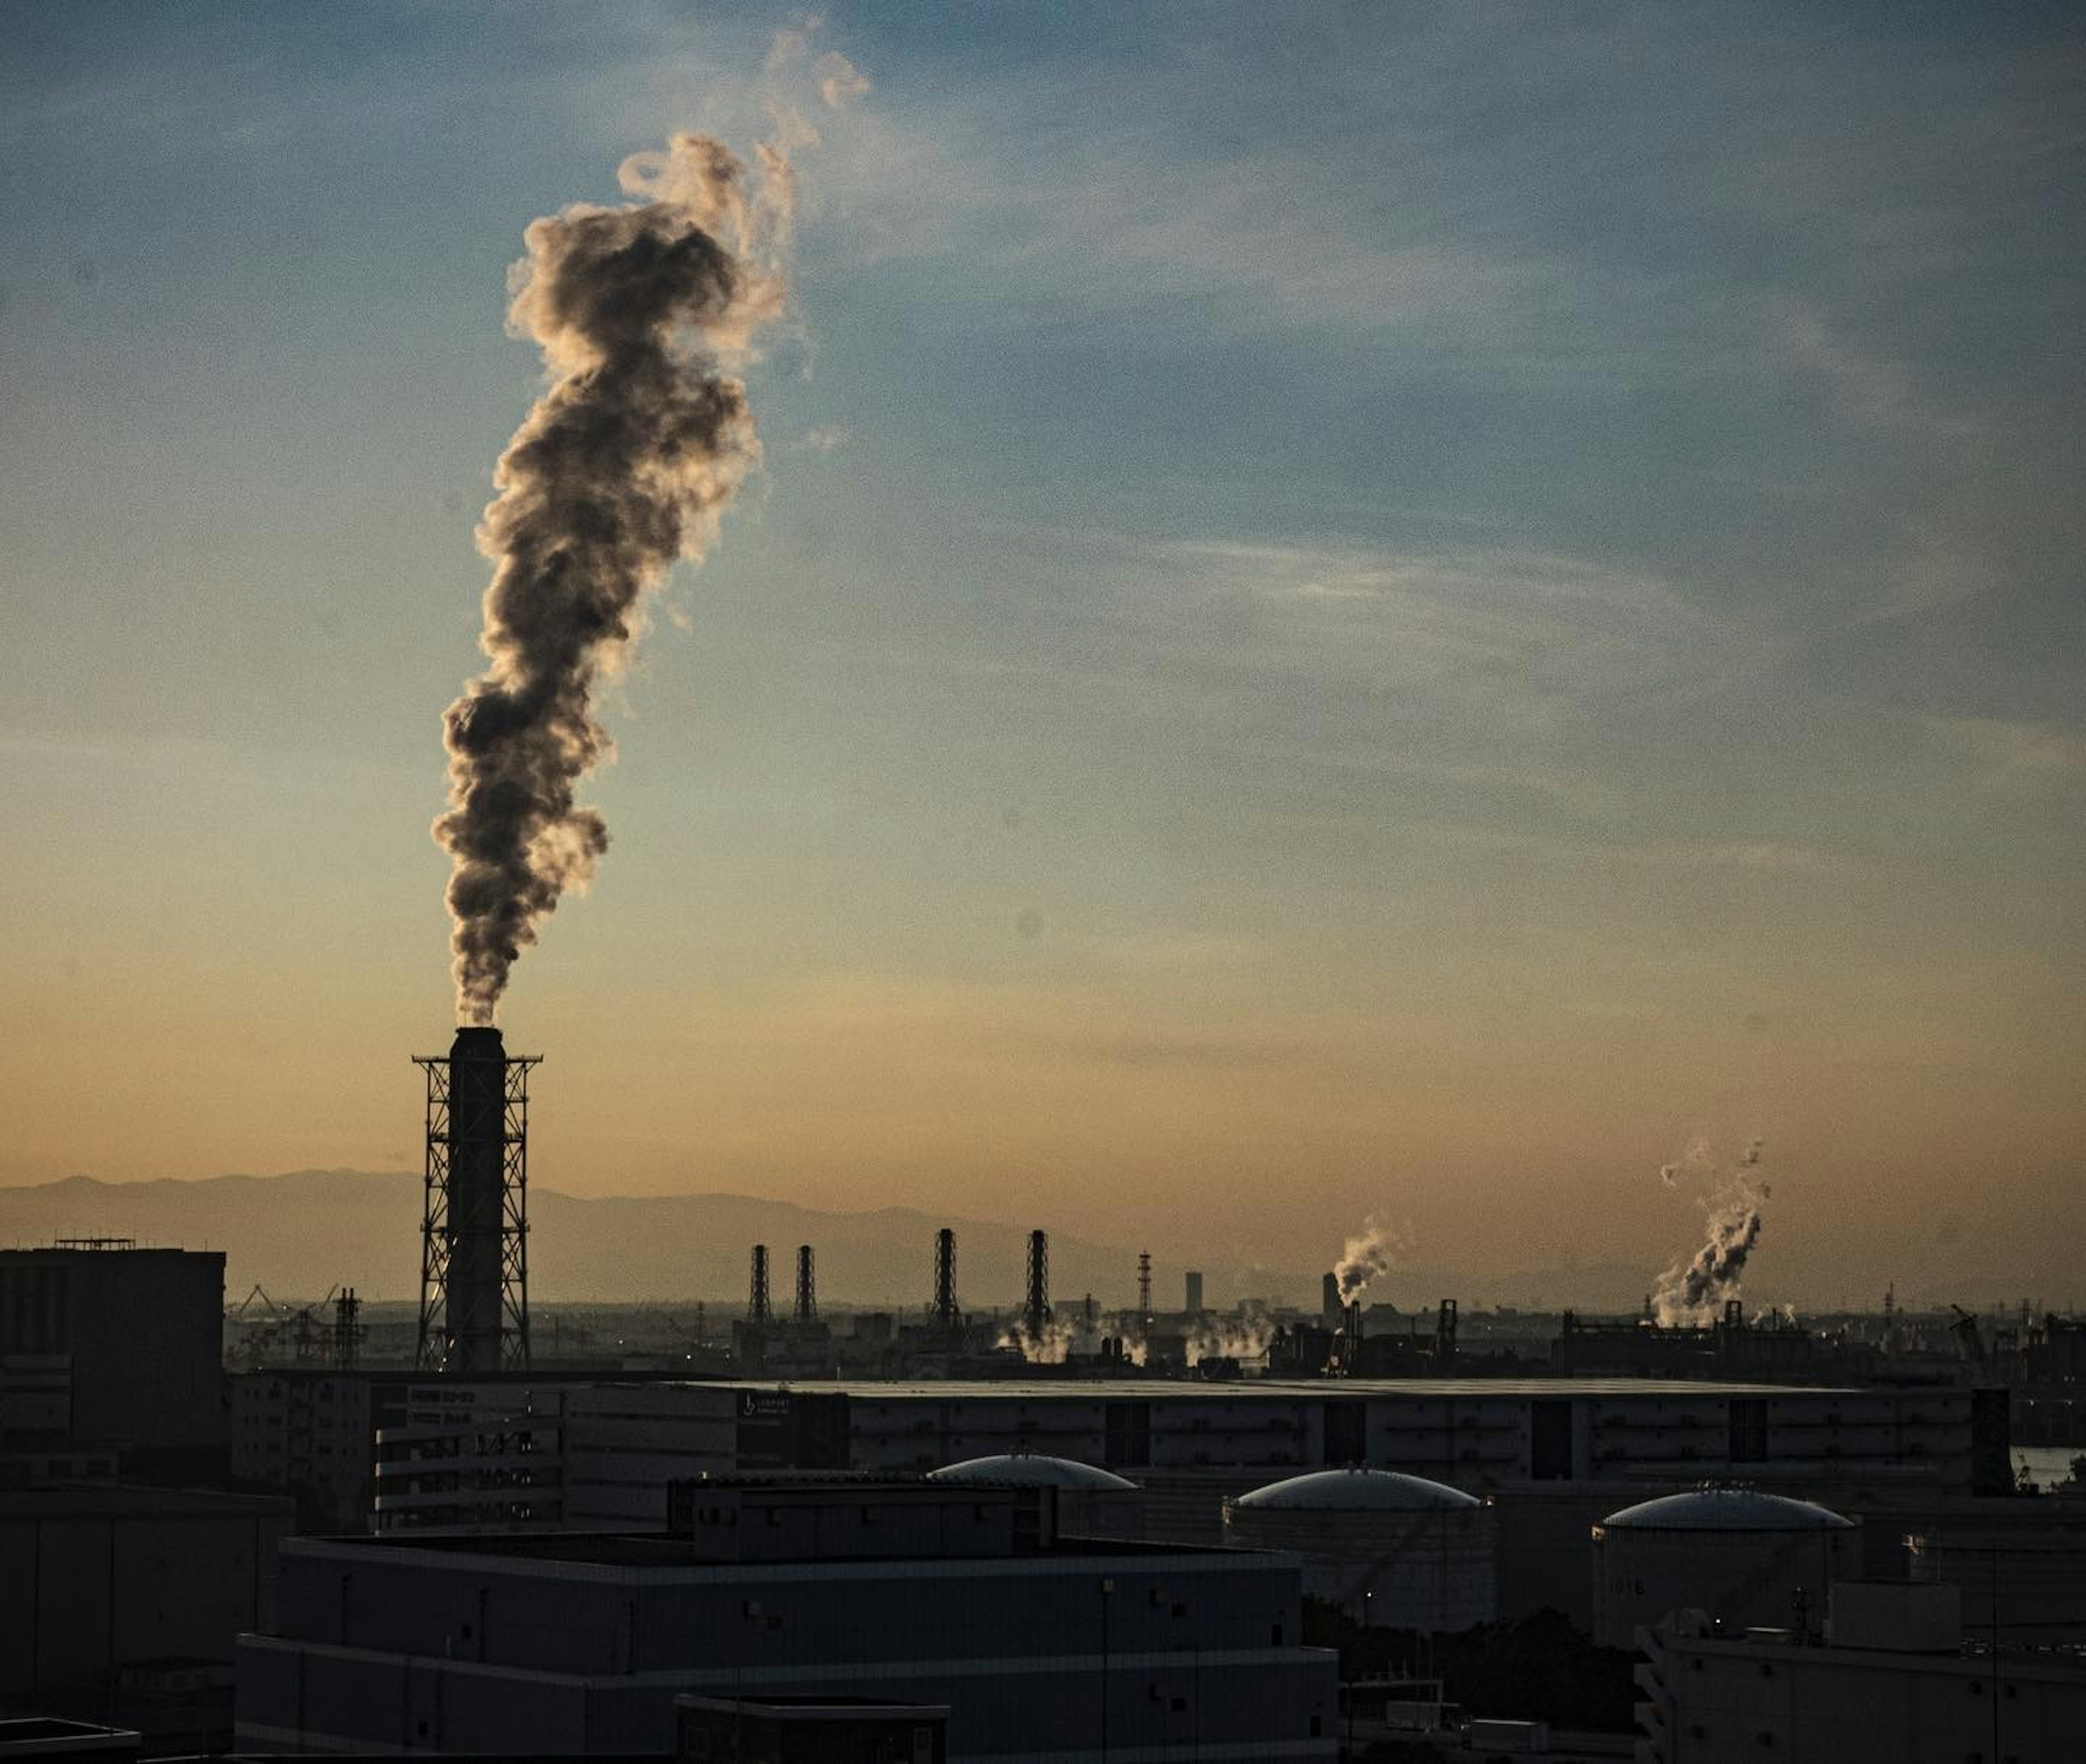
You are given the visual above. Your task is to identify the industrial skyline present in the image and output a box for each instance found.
[3,4,2083,1300]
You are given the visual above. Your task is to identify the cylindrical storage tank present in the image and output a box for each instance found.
[1908,1527,2086,1645]
[1591,1486,1858,1646]
[928,1453,1147,1540]
[1224,1467,1496,1631]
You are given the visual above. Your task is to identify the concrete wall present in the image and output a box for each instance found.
[0,1489,293,1693]
[240,1536,1338,1760]
[1642,1624,2086,1764]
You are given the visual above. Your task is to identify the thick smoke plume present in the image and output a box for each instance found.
[1653,1138,1770,1326]
[1334,1218,1406,1303]
[435,131,791,1022]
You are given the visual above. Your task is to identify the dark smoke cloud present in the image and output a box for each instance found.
[435,133,790,1022]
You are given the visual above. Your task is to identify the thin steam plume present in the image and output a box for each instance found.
[1189,1300,1277,1366]
[435,132,790,1023]
[1334,1218,1405,1304]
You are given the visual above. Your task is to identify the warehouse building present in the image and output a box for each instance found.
[236,1477,1338,1760]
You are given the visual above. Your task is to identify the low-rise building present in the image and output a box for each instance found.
[0,1484,292,1696]
[1635,1585,2086,1764]
[237,1477,1337,1760]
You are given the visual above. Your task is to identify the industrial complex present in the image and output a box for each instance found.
[1,1029,2082,1763]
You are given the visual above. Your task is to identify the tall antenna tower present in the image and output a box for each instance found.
[933,1228,959,1331]
[414,1027,538,1373]
[1024,1229,1051,1341]
[749,1245,771,1325]
[1136,1250,1153,1323]
[795,1244,817,1323]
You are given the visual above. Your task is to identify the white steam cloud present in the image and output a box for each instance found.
[1334,1217,1408,1303]
[1653,1137,1771,1326]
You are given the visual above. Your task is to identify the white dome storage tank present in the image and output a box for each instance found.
[1591,1486,1858,1646]
[1223,1467,1496,1631]
[928,1453,1147,1540]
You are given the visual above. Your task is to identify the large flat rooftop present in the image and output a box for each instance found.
[292,1530,1239,1570]
[706,1377,1859,1400]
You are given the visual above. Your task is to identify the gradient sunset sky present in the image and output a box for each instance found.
[3,3,2081,1303]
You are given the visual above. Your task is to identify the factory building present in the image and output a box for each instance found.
[1635,1587,2086,1764]
[0,1484,292,1697]
[0,1244,227,1478]
[235,1477,1339,1760]
[372,1382,566,1532]
[1908,1519,2086,1645]
[1590,1486,1859,1646]
[928,1452,1147,1540]
[1224,1467,1497,1631]
[230,1370,390,1533]
[356,1376,1983,1590]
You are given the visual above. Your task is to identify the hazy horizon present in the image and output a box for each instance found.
[4,7,2081,1308]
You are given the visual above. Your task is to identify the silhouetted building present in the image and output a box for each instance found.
[0,1245,225,1479]
[676,1694,948,1762]
[1636,1590,2086,1763]
[0,1484,291,1696]
[236,1478,1337,1759]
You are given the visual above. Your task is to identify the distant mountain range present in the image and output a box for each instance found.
[0,1170,1666,1313]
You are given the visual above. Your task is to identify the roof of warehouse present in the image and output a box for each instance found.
[296,1531,1236,1568]
[726,1377,1857,1399]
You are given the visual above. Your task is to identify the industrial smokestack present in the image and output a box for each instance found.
[446,1027,506,1371]
[1024,1229,1051,1341]
[1184,1270,1204,1314]
[795,1244,816,1324]
[749,1244,771,1325]
[1322,1271,1341,1325]
[414,1026,538,1374]
[433,130,794,1024]
[1137,1250,1153,1323]
[933,1228,958,1331]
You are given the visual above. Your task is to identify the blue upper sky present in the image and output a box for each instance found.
[2,3,2080,1301]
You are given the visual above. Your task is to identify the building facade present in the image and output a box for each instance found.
[237,1480,1338,1760]
[1636,1595,2086,1764]
[0,1246,226,1476]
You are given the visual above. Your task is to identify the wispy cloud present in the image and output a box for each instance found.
[1924,715,2086,782]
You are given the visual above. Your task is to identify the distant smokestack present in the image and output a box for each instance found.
[749,1244,771,1325]
[1184,1270,1204,1314]
[1322,1271,1341,1325]
[414,1025,538,1374]
[795,1244,816,1324]
[1025,1230,1051,1341]
[933,1228,958,1331]
[1137,1250,1153,1322]
[433,131,793,1024]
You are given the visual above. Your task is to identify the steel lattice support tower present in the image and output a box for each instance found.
[1025,1229,1051,1340]
[933,1227,958,1331]
[749,1245,771,1324]
[795,1244,816,1323]
[414,1028,537,1374]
